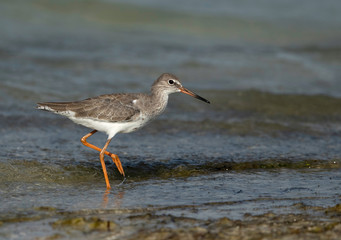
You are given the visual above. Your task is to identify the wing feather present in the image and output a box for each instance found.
[37,93,141,122]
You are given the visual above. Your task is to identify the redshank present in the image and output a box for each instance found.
[37,73,210,189]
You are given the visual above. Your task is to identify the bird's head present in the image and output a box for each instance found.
[152,73,210,104]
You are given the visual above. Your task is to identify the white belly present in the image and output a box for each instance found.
[69,116,149,139]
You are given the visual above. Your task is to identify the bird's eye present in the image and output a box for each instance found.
[168,79,174,85]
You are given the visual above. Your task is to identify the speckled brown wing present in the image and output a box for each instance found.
[37,93,142,122]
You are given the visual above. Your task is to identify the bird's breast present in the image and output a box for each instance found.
[120,114,150,133]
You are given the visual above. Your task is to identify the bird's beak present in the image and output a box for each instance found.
[179,87,210,104]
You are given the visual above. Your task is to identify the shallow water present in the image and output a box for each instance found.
[1,0,341,239]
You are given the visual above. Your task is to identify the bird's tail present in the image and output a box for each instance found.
[36,102,75,117]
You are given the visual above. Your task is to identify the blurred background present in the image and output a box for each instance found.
[0,0,341,239]
[1,0,341,99]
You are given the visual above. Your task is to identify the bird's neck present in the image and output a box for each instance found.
[148,89,169,117]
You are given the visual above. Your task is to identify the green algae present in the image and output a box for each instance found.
[1,158,340,185]
[34,206,58,212]
[326,204,341,212]
[208,159,341,171]
[3,202,341,239]
[38,233,64,240]
[0,158,124,186]
[124,210,341,240]
[51,217,116,232]
[325,204,341,218]
[126,159,341,180]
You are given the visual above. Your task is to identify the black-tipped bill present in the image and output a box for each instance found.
[180,87,210,104]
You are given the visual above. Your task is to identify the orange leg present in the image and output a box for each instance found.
[100,138,112,189]
[81,130,125,176]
